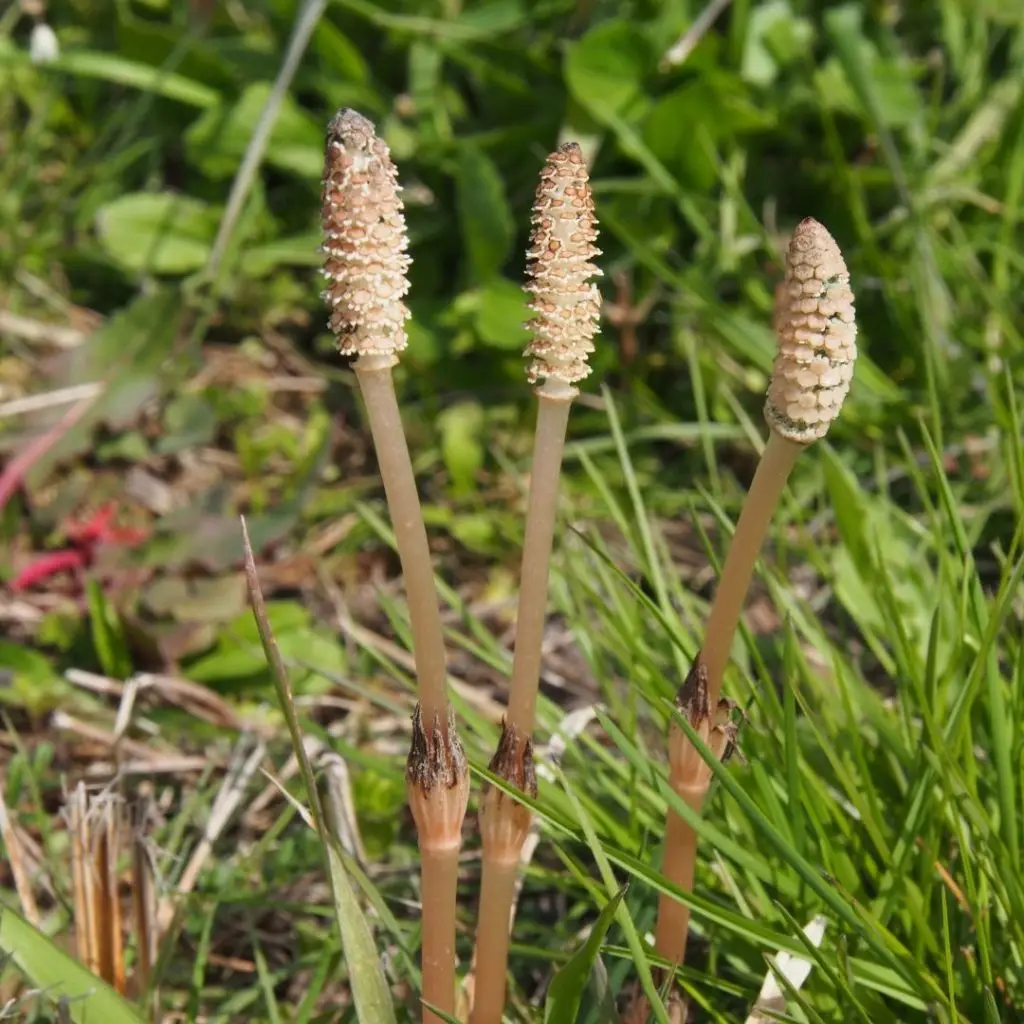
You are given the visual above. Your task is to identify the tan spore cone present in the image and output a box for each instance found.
[524,142,602,389]
[765,218,857,444]
[321,108,411,364]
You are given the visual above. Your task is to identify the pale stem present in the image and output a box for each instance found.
[355,363,449,727]
[655,784,706,967]
[470,856,520,1024]
[505,391,574,742]
[701,431,802,707]
[420,844,461,1023]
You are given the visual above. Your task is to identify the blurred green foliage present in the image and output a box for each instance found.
[2,0,1020,462]
[3,3,1024,1019]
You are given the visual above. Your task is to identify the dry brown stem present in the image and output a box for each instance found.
[66,786,128,994]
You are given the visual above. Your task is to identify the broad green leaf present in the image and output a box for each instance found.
[0,905,146,1024]
[438,401,485,495]
[741,0,816,86]
[643,81,772,190]
[544,886,627,1024]
[96,193,218,274]
[0,643,71,717]
[456,0,527,34]
[184,82,322,180]
[45,50,218,107]
[472,276,532,350]
[77,288,185,377]
[565,20,650,123]
[241,233,322,275]
[312,21,371,83]
[455,145,513,283]
[324,842,398,1024]
[823,5,922,130]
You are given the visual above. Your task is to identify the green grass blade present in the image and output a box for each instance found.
[241,517,397,1024]
[544,885,627,1024]
[555,765,669,1024]
[0,905,146,1024]
[41,51,219,107]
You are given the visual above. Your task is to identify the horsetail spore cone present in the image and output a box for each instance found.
[523,142,602,394]
[322,109,465,1024]
[764,217,857,444]
[701,217,857,702]
[322,108,411,366]
[321,108,448,730]
[471,143,601,1024]
[506,141,602,740]
[653,217,856,976]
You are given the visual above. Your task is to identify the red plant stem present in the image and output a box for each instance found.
[420,845,460,1023]
[0,396,95,513]
[11,550,87,590]
[654,786,706,968]
[469,857,518,1024]
[504,393,573,745]
[701,433,801,707]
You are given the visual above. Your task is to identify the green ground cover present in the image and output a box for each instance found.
[1,1,1022,1021]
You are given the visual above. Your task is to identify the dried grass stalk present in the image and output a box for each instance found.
[66,786,128,994]
[0,790,40,927]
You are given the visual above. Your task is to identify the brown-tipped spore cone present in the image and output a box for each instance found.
[321,109,411,363]
[764,218,857,444]
[524,143,602,387]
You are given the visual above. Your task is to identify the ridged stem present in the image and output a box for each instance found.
[701,431,802,709]
[420,843,461,1022]
[470,389,571,1021]
[355,362,448,730]
[505,388,574,743]
[470,856,519,1024]
[653,432,799,971]
[471,724,535,1024]
[654,785,706,967]
[407,707,469,1024]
